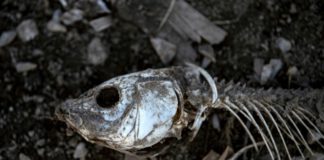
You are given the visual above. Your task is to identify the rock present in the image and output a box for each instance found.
[202,150,220,160]
[28,130,34,137]
[201,57,212,68]
[211,113,221,131]
[124,154,141,160]
[19,153,31,160]
[287,66,298,76]
[61,9,84,25]
[35,139,45,147]
[268,59,283,78]
[113,0,226,44]
[89,16,113,32]
[15,62,37,73]
[73,142,88,160]
[59,0,68,8]
[0,30,16,47]
[37,148,45,157]
[47,10,66,32]
[16,19,39,42]
[95,0,111,13]
[87,37,108,65]
[276,37,292,53]
[32,49,44,56]
[307,131,324,145]
[47,20,67,33]
[254,58,264,77]
[260,59,283,85]
[261,64,273,85]
[290,4,297,14]
[310,153,324,160]
[150,37,176,64]
[198,44,216,62]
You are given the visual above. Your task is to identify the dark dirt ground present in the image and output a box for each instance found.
[1,0,324,159]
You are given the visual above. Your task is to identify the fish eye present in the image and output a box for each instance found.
[96,87,120,109]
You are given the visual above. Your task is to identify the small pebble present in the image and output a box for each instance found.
[59,0,68,8]
[0,30,16,47]
[287,66,298,76]
[68,137,79,147]
[211,114,221,131]
[253,58,264,76]
[37,148,45,157]
[89,16,113,32]
[47,20,67,32]
[17,19,39,42]
[19,153,31,160]
[260,59,283,84]
[87,37,108,65]
[290,3,297,14]
[201,57,212,68]
[73,142,88,160]
[15,62,37,73]
[32,49,44,56]
[260,65,272,85]
[61,9,84,25]
[150,37,176,64]
[28,131,34,137]
[96,0,111,13]
[268,59,283,78]
[202,150,220,160]
[124,154,141,160]
[310,153,324,160]
[276,37,292,53]
[35,139,45,147]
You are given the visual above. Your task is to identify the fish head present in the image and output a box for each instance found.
[55,68,185,151]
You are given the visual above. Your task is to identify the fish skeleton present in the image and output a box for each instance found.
[56,64,324,159]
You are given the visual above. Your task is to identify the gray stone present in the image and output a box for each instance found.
[15,62,37,73]
[37,148,45,157]
[287,66,298,76]
[276,37,292,53]
[96,0,111,13]
[150,37,176,64]
[17,20,39,42]
[211,114,220,131]
[73,142,88,159]
[260,59,283,84]
[254,58,264,76]
[47,20,67,32]
[61,9,84,25]
[19,153,31,160]
[90,16,113,32]
[201,57,212,68]
[269,59,283,79]
[0,30,16,47]
[290,4,297,14]
[35,139,46,147]
[87,38,108,65]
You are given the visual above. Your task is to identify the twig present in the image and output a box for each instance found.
[158,0,176,31]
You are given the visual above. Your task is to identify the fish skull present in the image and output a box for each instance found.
[56,66,215,155]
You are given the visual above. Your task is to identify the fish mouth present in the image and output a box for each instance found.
[55,101,83,128]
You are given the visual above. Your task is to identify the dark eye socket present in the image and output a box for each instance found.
[96,87,120,109]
